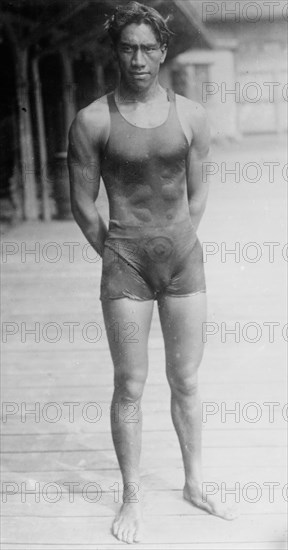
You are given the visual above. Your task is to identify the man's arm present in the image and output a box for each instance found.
[67,103,108,257]
[186,103,211,231]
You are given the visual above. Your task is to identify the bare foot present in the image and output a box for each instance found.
[183,482,239,520]
[112,501,143,544]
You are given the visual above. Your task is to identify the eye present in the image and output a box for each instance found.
[121,45,133,53]
[143,46,157,53]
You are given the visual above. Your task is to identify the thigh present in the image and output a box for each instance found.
[102,298,154,381]
[158,293,207,378]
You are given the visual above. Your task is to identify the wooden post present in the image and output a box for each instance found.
[16,48,39,220]
[60,47,76,149]
[95,63,105,98]
[32,57,51,221]
[50,48,76,220]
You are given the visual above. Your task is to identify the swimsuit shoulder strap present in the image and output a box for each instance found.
[106,91,117,113]
[167,88,176,102]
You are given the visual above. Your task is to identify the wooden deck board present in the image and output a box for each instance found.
[1,450,286,477]
[1,545,287,550]
[1,544,287,550]
[2,410,286,435]
[1,428,286,453]
[1,514,287,545]
[1,465,287,487]
[1,138,287,548]
[1,494,286,518]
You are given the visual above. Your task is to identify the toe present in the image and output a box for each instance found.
[134,526,142,543]
[127,528,134,544]
[126,529,135,544]
[112,519,119,536]
[117,527,125,542]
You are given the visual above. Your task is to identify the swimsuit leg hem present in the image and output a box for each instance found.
[100,294,154,302]
[163,289,207,298]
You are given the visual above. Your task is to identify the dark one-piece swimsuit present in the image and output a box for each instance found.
[100,90,206,301]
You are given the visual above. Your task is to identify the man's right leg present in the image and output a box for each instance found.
[102,298,154,544]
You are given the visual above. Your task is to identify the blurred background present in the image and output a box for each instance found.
[1,3,287,547]
[0,0,287,226]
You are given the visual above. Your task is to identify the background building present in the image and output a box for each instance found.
[0,0,211,224]
[0,0,287,225]
[171,1,287,139]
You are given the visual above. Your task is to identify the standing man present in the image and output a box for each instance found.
[68,2,236,544]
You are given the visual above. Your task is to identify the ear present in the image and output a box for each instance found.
[160,45,168,64]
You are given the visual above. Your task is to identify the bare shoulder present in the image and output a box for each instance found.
[68,94,110,150]
[175,94,208,131]
[175,93,210,152]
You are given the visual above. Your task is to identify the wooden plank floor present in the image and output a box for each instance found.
[1,136,287,549]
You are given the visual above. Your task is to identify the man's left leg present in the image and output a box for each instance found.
[158,292,237,519]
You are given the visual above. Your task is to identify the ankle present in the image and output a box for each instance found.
[184,478,202,492]
[122,480,141,504]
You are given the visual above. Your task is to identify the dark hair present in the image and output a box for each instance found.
[104,1,174,48]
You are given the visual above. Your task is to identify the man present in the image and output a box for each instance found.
[68,2,236,544]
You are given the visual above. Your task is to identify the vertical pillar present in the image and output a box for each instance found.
[95,63,105,98]
[51,48,76,220]
[16,48,39,220]
[183,65,197,100]
[32,57,51,221]
[60,47,76,149]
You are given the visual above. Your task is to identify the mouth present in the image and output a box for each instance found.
[130,72,149,78]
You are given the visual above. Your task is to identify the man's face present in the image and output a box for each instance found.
[116,23,167,90]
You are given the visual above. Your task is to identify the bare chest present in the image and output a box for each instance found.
[116,100,170,128]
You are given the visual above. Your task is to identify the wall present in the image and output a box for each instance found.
[172,48,238,141]
[206,19,287,135]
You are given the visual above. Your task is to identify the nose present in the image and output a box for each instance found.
[131,47,146,68]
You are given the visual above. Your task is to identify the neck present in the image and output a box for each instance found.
[117,77,164,103]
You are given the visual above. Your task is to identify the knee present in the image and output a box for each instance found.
[114,373,146,402]
[168,370,199,398]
